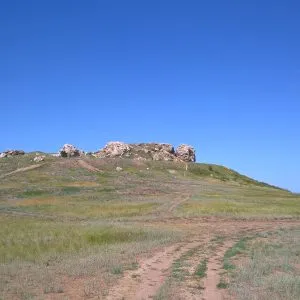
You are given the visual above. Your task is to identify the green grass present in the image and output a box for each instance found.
[194,259,207,277]
[0,215,167,262]
[178,196,300,217]
[223,237,250,270]
[110,265,123,274]
[0,154,289,190]
[187,163,286,190]
[172,258,186,280]
[171,246,200,280]
[217,281,229,289]
[0,217,178,299]
[2,156,297,221]
[12,200,158,218]
[1,156,300,299]
[0,153,47,175]
[226,228,300,300]
[61,186,81,194]
[18,189,51,198]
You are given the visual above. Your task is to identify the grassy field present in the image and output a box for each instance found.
[0,214,178,299]
[0,216,175,263]
[0,154,299,299]
[220,228,300,300]
[178,194,300,217]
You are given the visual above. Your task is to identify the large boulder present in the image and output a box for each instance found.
[128,143,175,161]
[94,141,131,158]
[33,155,46,162]
[59,144,81,157]
[0,150,25,158]
[175,144,196,162]
[138,143,174,153]
[148,143,175,161]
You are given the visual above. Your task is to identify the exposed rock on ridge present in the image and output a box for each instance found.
[94,142,130,158]
[59,144,82,157]
[175,144,196,162]
[93,142,196,162]
[0,150,25,158]
[1,143,195,162]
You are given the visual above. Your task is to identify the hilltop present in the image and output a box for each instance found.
[0,141,285,191]
[0,149,285,191]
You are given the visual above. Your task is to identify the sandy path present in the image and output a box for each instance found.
[0,164,44,179]
[77,160,102,172]
[202,240,234,300]
[105,240,204,300]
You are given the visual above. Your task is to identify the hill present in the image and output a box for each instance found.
[0,153,299,299]
[0,153,295,219]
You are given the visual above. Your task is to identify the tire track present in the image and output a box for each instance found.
[104,240,205,300]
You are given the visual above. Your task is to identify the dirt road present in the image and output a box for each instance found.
[105,240,205,300]
[103,220,299,300]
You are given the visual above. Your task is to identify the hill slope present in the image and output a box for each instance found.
[1,154,300,300]
[0,154,296,220]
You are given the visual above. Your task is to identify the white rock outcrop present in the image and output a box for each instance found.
[33,155,46,162]
[175,144,196,162]
[0,150,25,158]
[59,144,81,157]
[93,142,131,158]
[93,142,195,162]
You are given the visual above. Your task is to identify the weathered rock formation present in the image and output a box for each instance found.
[0,143,196,162]
[33,155,46,162]
[0,150,25,158]
[59,144,81,157]
[175,144,196,162]
[93,142,196,162]
[94,142,130,158]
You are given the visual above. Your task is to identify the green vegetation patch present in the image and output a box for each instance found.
[187,163,283,189]
[217,281,229,289]
[12,198,158,218]
[171,246,200,280]
[18,189,51,198]
[194,258,207,278]
[60,186,81,194]
[0,216,162,262]
[178,197,300,217]
[223,237,250,270]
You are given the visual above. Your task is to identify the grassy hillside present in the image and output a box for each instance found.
[0,155,299,299]
[0,155,296,219]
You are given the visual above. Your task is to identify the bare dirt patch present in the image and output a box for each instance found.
[202,240,234,300]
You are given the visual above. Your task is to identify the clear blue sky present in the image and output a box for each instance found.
[1,1,299,192]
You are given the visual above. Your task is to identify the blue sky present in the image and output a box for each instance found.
[1,1,299,192]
